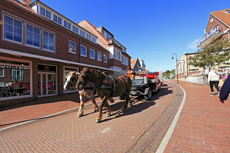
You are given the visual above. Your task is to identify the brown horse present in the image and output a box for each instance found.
[76,67,132,123]
[63,71,114,118]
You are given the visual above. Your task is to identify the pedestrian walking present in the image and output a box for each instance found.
[219,75,230,103]
[208,67,220,96]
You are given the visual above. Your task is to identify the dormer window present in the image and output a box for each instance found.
[226,10,230,13]
[53,14,62,25]
[40,7,51,19]
[64,20,71,30]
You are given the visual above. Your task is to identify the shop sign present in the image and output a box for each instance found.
[0,65,30,69]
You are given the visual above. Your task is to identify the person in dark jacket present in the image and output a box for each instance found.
[219,75,230,103]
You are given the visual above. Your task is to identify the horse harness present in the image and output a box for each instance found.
[94,74,128,97]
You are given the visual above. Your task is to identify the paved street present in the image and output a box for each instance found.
[0,81,179,153]
[1,80,230,153]
[165,80,230,153]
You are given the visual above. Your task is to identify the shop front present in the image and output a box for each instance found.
[0,56,32,100]
[38,64,57,97]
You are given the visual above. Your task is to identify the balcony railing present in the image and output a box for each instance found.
[197,26,225,48]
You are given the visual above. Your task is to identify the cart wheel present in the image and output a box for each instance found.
[144,87,152,101]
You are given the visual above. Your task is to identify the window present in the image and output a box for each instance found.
[0,69,4,77]
[4,15,22,43]
[40,7,45,17]
[122,56,128,65]
[72,26,79,34]
[68,41,76,54]
[80,45,87,57]
[64,20,71,30]
[114,49,120,60]
[40,7,51,19]
[26,24,40,47]
[104,54,107,63]
[11,69,23,81]
[53,14,62,25]
[43,31,54,51]
[80,30,85,37]
[46,10,51,19]
[86,33,91,40]
[92,37,96,43]
[98,52,102,61]
[90,49,95,59]
[0,58,31,98]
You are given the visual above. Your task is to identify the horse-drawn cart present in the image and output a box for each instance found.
[126,70,163,101]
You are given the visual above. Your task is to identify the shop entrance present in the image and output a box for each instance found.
[38,64,57,97]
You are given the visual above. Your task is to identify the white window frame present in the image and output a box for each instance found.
[53,14,62,25]
[72,25,79,34]
[98,52,102,61]
[92,37,96,43]
[3,14,23,44]
[0,68,4,77]
[11,69,23,81]
[90,49,95,59]
[26,24,40,48]
[68,40,76,54]
[80,30,85,37]
[43,30,55,52]
[104,54,107,63]
[64,20,71,30]
[80,45,87,57]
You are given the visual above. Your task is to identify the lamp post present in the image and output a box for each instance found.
[171,53,178,84]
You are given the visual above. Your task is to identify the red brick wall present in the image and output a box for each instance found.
[0,0,109,69]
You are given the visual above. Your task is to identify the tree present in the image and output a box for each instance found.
[189,38,230,68]
[163,69,175,78]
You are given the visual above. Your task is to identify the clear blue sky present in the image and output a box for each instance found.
[43,0,229,72]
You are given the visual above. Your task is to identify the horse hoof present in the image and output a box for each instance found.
[77,115,81,118]
[106,114,111,117]
[94,109,99,112]
[96,119,101,123]
[122,108,127,112]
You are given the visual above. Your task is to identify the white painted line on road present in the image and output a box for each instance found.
[156,80,186,153]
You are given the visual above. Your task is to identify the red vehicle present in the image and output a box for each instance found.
[126,70,163,101]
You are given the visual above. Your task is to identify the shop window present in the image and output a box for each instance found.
[0,58,31,98]
[63,67,78,92]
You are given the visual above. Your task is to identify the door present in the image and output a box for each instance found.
[38,72,56,97]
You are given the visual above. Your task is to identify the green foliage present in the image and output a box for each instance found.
[189,38,230,68]
[163,69,175,78]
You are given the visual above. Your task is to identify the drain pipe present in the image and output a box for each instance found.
[79,38,81,63]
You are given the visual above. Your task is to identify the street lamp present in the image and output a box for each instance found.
[171,53,179,84]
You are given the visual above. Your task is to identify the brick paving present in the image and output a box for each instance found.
[165,80,230,153]
[0,81,177,153]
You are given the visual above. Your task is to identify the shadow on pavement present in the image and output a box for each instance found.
[100,84,173,123]
[0,92,83,112]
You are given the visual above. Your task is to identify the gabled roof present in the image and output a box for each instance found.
[211,8,230,28]
[131,59,137,69]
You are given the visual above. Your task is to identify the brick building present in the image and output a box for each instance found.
[174,8,230,81]
[0,0,131,107]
